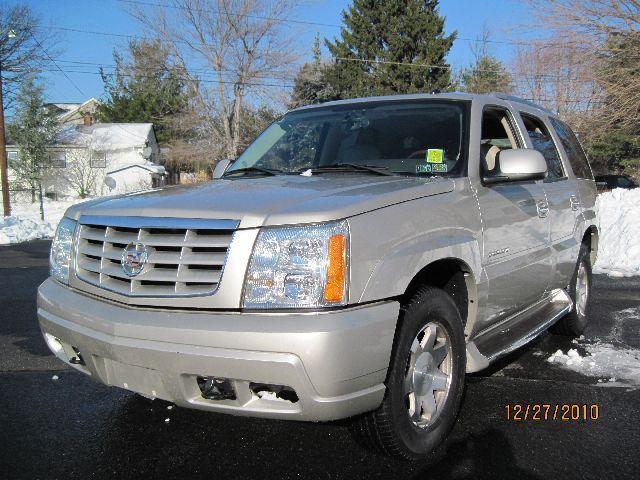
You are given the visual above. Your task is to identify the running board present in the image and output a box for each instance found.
[465,289,573,373]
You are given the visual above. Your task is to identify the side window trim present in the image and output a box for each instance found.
[483,104,525,149]
[519,111,568,183]
[479,105,525,183]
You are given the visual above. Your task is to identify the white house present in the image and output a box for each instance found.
[7,122,166,199]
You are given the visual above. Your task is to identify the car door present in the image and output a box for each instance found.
[474,105,552,326]
[519,112,580,290]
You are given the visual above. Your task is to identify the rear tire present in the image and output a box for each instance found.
[350,286,466,460]
[550,244,592,336]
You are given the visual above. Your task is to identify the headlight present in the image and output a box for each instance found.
[50,217,77,285]
[243,220,349,308]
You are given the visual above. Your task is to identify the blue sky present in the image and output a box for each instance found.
[18,0,531,104]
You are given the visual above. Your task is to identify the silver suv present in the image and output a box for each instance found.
[39,93,598,459]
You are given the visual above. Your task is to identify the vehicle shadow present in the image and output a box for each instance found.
[413,428,544,480]
[87,393,544,480]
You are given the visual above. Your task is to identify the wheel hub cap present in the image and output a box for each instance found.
[412,352,435,396]
[404,322,453,428]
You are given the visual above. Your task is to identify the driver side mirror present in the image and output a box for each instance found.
[483,149,547,185]
[212,158,233,179]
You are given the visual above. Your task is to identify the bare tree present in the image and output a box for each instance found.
[128,0,297,160]
[62,148,100,199]
[0,4,60,109]
[460,27,513,94]
[511,38,600,129]
[519,0,640,133]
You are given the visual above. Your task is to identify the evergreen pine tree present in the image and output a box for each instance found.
[7,76,59,218]
[461,55,512,94]
[96,39,193,145]
[324,0,456,98]
[289,35,339,108]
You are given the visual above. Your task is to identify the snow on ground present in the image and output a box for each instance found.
[0,198,87,245]
[547,308,640,388]
[548,344,640,388]
[593,187,640,277]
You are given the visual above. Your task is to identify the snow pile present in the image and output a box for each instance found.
[0,198,86,245]
[547,343,640,387]
[0,215,55,244]
[547,307,640,387]
[594,187,640,277]
[548,348,588,367]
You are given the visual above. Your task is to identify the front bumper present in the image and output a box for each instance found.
[37,279,399,421]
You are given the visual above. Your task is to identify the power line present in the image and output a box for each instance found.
[30,60,601,85]
[54,59,295,81]
[43,12,609,53]
[37,67,296,89]
[30,33,87,99]
[24,45,151,141]
[35,67,606,107]
[114,0,344,28]
[112,0,607,51]
[30,24,606,82]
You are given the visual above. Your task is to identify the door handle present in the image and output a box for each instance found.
[570,195,580,211]
[537,201,549,218]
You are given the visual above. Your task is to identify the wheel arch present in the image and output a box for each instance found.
[401,258,478,340]
[582,224,598,266]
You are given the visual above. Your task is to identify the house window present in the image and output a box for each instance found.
[7,151,18,166]
[50,151,67,168]
[90,151,107,168]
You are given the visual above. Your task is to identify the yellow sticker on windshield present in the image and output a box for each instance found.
[426,149,444,164]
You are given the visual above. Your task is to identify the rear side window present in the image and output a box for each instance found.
[549,117,594,180]
[520,113,565,181]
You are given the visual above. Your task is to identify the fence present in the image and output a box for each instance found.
[1,188,39,204]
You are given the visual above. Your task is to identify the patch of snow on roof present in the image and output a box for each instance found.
[57,123,153,149]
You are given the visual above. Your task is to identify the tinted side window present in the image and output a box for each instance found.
[549,117,594,180]
[520,114,565,180]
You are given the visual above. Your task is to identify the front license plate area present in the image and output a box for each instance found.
[105,359,171,401]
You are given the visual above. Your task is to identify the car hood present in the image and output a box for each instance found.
[66,174,455,228]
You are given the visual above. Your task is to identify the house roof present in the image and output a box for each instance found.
[108,163,166,175]
[57,123,155,149]
[57,98,100,124]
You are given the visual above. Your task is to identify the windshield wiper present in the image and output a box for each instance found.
[223,166,282,177]
[305,163,396,176]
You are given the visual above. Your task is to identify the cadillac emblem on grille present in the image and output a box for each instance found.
[121,242,148,277]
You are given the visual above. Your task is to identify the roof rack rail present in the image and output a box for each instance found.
[489,93,553,114]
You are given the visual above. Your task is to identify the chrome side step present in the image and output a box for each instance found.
[465,289,573,373]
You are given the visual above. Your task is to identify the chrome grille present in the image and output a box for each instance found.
[75,216,239,297]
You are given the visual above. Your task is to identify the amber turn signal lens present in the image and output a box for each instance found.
[324,234,346,303]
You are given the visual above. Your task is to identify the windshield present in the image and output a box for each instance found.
[227,100,469,176]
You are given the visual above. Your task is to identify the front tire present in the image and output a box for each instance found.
[351,286,466,460]
[550,244,592,336]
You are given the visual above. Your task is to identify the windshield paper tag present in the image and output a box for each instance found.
[416,164,432,173]
[426,149,444,164]
[432,163,448,173]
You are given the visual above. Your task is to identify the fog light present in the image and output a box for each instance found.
[197,376,236,400]
[44,333,63,354]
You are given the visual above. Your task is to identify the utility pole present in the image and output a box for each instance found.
[0,53,11,216]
